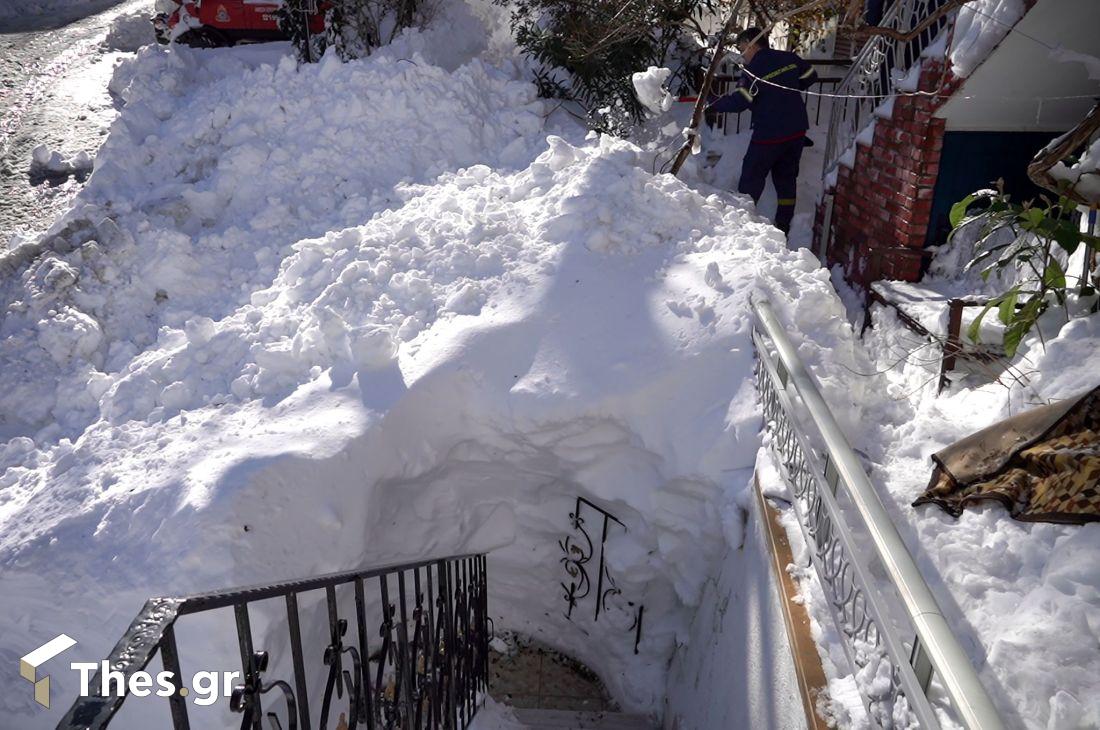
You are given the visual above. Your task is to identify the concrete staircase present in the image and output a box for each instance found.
[511,708,656,729]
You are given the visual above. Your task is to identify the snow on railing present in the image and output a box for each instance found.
[752,299,1003,730]
[823,0,955,177]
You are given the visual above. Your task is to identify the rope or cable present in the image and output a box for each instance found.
[718,1,1100,105]
[960,1,1058,52]
[735,64,1099,102]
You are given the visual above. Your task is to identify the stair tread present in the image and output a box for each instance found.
[510,708,655,729]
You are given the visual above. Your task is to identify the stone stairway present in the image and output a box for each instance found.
[490,634,657,730]
[510,708,656,729]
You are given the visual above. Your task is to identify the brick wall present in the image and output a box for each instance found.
[814,58,962,285]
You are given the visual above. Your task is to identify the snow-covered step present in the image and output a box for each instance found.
[510,708,655,729]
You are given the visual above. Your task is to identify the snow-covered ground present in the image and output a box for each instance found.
[0,0,127,28]
[847,296,1100,730]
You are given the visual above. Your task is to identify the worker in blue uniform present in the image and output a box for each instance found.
[708,28,818,236]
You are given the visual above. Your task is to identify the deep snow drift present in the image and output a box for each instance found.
[0,6,844,725]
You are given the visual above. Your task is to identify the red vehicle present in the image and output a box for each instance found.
[154,0,327,47]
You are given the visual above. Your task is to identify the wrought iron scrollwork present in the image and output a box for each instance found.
[824,0,957,176]
[559,509,594,614]
[230,650,299,730]
[559,496,645,654]
[59,553,491,730]
[320,618,365,730]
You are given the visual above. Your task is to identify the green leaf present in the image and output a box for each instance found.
[1020,208,1045,231]
[1043,259,1066,289]
[1002,298,1045,357]
[997,288,1019,324]
[1052,225,1081,254]
[1003,319,1028,357]
[949,194,976,228]
[967,299,997,343]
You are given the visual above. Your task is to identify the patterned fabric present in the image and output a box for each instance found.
[915,387,1100,524]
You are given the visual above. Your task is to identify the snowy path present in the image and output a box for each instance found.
[0,0,149,244]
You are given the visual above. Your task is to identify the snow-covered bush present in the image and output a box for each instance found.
[279,0,441,61]
[501,0,720,135]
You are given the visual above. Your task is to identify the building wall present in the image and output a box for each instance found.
[814,59,962,285]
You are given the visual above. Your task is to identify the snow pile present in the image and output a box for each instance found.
[0,11,853,723]
[104,9,156,52]
[30,145,94,176]
[2,41,548,441]
[949,0,1026,77]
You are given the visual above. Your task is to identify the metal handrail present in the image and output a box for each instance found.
[752,298,1002,730]
[59,553,490,730]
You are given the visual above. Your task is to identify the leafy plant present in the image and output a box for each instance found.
[500,0,723,135]
[950,182,1100,357]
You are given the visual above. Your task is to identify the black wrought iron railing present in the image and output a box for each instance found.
[559,497,644,655]
[60,554,490,730]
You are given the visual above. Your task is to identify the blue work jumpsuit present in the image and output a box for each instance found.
[709,48,818,234]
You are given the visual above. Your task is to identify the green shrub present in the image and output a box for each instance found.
[501,0,722,135]
[951,184,1100,357]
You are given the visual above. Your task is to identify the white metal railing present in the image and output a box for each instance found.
[824,0,955,176]
[752,299,1003,730]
